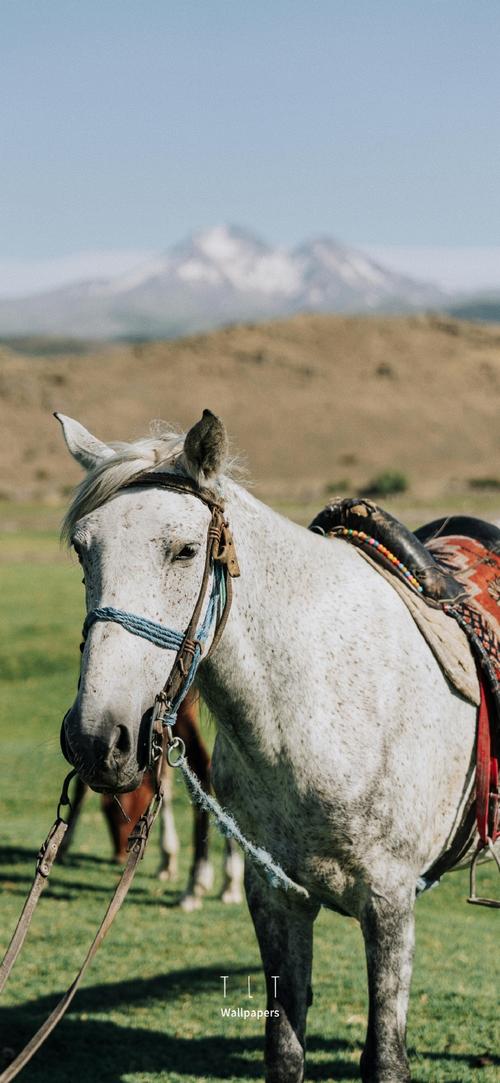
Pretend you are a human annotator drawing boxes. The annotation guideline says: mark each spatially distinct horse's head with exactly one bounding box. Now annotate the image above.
[57,410,229,793]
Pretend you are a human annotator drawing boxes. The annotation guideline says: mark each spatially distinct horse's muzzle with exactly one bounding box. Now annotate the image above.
[60,705,144,793]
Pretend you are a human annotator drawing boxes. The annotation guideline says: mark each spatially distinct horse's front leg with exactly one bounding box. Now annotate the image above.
[245,863,319,1083]
[360,888,415,1083]
[219,838,244,904]
[174,695,214,909]
[158,764,180,882]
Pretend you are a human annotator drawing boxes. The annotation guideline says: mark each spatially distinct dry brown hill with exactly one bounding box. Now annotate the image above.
[2,313,500,506]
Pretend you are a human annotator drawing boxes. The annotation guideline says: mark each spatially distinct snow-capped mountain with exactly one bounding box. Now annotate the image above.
[293,237,440,310]
[0,226,445,338]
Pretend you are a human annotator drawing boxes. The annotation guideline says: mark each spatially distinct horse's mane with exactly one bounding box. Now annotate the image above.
[61,422,239,544]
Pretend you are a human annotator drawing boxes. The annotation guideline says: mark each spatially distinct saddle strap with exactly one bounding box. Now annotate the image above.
[0,793,162,1083]
[476,677,499,845]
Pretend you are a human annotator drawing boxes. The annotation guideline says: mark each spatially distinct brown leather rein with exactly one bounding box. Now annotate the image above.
[0,472,240,1082]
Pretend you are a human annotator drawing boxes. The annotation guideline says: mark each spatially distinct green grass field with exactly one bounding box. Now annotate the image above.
[0,511,499,1083]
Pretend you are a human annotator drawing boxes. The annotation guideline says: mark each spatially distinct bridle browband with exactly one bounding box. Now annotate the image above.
[81,470,240,767]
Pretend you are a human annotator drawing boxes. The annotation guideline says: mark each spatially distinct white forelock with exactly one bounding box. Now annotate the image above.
[62,427,186,543]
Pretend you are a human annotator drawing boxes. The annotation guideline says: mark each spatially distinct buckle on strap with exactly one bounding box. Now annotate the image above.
[152,691,174,726]
[178,637,202,677]
[214,521,240,577]
[36,820,67,879]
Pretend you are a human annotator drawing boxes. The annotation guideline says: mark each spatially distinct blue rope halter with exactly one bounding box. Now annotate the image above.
[82,561,226,725]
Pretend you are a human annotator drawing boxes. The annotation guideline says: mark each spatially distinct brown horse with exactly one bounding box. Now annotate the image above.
[59,693,243,909]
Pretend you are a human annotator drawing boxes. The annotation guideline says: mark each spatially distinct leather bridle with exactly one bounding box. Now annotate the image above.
[70,471,240,770]
[116,471,240,766]
[0,472,240,1082]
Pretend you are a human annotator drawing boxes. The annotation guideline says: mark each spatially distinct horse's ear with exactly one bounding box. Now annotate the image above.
[54,413,115,471]
[181,409,229,484]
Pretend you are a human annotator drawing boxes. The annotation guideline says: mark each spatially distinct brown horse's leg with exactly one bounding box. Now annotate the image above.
[177,695,211,864]
[101,773,154,863]
[57,775,88,862]
[174,693,213,909]
[220,837,244,904]
[59,769,155,866]
[158,760,180,881]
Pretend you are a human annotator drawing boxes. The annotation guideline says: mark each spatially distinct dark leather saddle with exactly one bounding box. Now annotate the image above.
[309,497,500,608]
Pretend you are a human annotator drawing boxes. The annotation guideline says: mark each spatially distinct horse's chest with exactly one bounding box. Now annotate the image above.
[211,735,345,869]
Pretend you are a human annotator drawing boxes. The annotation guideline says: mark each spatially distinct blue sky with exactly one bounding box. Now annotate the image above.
[1,1,500,274]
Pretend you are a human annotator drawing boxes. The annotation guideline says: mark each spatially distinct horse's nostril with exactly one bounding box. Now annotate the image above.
[109,724,132,757]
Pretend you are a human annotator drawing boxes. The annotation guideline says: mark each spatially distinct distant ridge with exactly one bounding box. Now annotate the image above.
[446,295,500,323]
[0,225,445,338]
[2,312,500,506]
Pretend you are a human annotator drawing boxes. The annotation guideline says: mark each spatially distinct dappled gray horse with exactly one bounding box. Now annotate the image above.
[57,409,490,1083]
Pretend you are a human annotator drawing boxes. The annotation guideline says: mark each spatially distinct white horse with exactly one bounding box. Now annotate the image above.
[56,409,488,1083]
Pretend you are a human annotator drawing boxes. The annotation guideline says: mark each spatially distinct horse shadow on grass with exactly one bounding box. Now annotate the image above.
[1,966,497,1083]
[0,844,176,905]
[0,844,138,872]
[1,848,498,1080]
[0,847,239,917]
[0,966,362,1082]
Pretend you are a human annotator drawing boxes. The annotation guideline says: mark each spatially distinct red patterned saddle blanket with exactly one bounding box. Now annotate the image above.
[417,517,500,667]
[416,518,500,847]
[309,504,500,848]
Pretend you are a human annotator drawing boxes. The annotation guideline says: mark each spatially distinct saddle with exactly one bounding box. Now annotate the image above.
[309,498,500,903]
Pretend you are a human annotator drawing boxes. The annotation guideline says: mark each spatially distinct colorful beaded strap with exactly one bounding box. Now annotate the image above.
[335,527,423,594]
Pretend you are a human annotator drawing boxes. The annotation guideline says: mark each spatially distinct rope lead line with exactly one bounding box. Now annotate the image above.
[178,759,310,898]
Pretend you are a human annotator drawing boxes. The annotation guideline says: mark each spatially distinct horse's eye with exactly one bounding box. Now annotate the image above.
[175,544,198,562]
[71,537,87,565]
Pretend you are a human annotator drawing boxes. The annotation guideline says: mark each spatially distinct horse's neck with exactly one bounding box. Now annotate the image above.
[198,483,352,747]
[222,483,328,626]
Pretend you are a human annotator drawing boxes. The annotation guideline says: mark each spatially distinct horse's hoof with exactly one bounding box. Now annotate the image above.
[158,865,178,883]
[191,860,214,895]
[220,886,243,904]
[180,893,203,912]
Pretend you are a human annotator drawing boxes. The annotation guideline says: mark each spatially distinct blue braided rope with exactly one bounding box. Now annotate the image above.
[83,562,224,651]
[84,608,184,651]
[82,564,225,725]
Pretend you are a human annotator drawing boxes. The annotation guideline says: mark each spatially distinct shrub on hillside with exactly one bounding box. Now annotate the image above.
[361,470,408,498]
